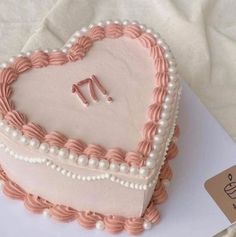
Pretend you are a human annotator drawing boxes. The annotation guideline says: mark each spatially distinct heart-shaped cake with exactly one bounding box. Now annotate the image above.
[0,20,181,235]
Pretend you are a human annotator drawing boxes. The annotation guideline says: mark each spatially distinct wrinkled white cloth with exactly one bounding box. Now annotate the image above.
[0,0,236,145]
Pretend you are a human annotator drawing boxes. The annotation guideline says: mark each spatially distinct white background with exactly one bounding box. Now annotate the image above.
[0,82,235,236]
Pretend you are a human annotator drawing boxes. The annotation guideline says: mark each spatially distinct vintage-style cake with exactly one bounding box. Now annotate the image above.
[0,20,181,235]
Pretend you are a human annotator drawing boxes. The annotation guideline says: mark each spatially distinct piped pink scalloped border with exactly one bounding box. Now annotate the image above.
[0,134,178,235]
[0,23,170,166]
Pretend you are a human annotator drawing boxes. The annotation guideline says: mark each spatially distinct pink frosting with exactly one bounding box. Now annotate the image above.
[104,216,125,233]
[105,24,123,38]
[13,57,32,73]
[48,51,68,65]
[152,182,168,205]
[50,205,78,222]
[5,110,27,130]
[0,83,12,98]
[30,51,49,68]
[138,32,156,48]
[2,23,171,167]
[166,142,178,161]
[148,103,162,122]
[174,125,180,138]
[67,44,86,62]
[87,26,105,41]
[64,139,86,153]
[78,211,103,229]
[160,163,173,180]
[150,45,163,59]
[124,218,144,235]
[153,87,167,103]
[3,180,25,199]
[155,72,169,87]
[143,201,161,224]
[155,58,168,73]
[0,97,15,115]
[45,131,68,147]
[143,121,157,140]
[22,122,46,141]
[76,36,93,53]
[104,148,126,163]
[125,151,144,167]
[123,25,142,39]
[0,68,18,85]
[137,140,152,157]
[24,194,52,213]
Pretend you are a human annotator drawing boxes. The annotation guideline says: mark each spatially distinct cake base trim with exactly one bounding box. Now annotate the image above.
[0,149,176,235]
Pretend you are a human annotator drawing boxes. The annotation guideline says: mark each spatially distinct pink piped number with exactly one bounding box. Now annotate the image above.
[72,75,113,107]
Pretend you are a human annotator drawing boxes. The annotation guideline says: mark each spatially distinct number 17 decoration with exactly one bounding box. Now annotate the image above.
[72,75,113,107]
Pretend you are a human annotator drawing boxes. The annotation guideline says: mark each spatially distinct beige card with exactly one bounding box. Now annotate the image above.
[205,166,236,223]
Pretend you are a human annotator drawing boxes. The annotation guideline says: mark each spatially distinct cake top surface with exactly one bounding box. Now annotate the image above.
[0,21,180,170]
[12,37,155,152]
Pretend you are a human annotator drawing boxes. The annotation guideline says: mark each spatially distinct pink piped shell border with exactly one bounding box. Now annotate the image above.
[0,23,171,167]
[0,132,178,235]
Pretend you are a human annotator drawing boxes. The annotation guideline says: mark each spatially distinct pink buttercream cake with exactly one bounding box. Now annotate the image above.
[0,20,181,235]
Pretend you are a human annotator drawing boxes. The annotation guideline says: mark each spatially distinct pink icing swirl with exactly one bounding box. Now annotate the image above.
[50,205,78,222]
[160,163,173,180]
[22,122,46,141]
[0,83,12,98]
[105,24,123,38]
[0,97,15,115]
[0,68,18,85]
[104,215,125,233]
[104,148,125,163]
[144,201,161,224]
[125,151,143,166]
[64,139,86,154]
[24,194,51,213]
[155,58,168,73]
[148,103,162,121]
[30,51,49,68]
[155,72,169,87]
[67,44,86,62]
[138,32,156,48]
[88,26,105,41]
[124,218,144,235]
[143,121,157,140]
[166,142,178,161]
[13,57,32,73]
[78,211,103,229]
[84,144,106,157]
[152,87,167,103]
[76,36,93,53]
[123,24,142,38]
[152,181,168,205]
[48,51,68,65]
[137,140,152,156]
[3,180,25,200]
[174,125,180,138]
[150,45,163,60]
[5,110,27,129]
[45,131,67,147]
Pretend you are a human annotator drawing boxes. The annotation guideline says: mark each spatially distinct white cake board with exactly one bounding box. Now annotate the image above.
[0,81,234,236]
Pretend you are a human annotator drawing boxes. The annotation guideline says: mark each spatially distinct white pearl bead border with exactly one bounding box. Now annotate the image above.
[0,19,181,179]
[0,140,158,191]
[0,142,46,164]
[0,120,151,177]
